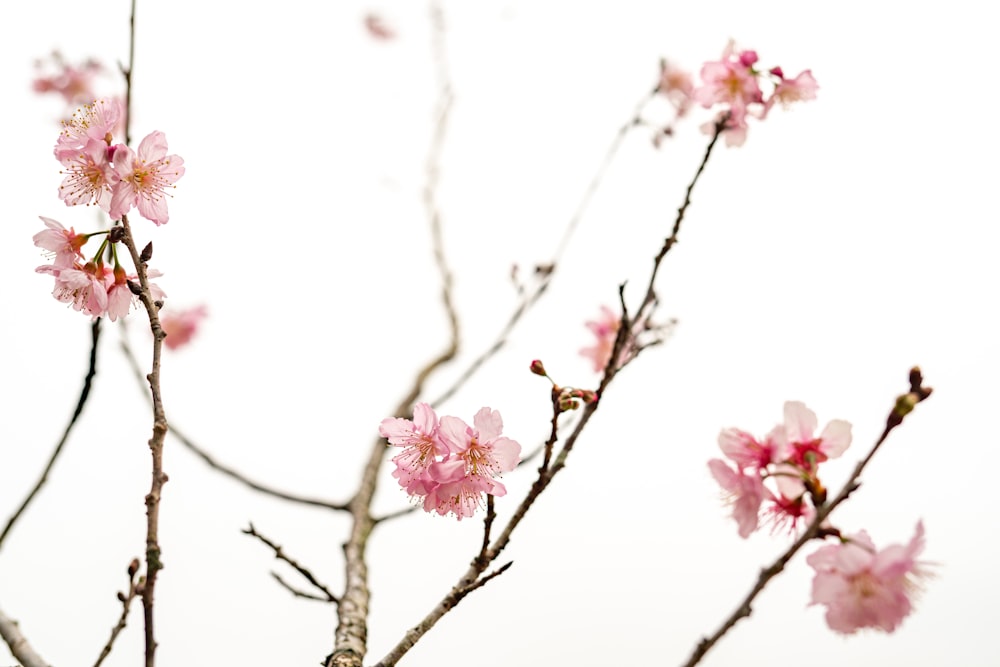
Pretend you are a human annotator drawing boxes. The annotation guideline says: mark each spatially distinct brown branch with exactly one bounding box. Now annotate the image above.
[0,607,51,667]
[244,523,339,604]
[270,572,337,603]
[117,326,348,511]
[681,368,933,667]
[0,318,101,552]
[93,558,142,667]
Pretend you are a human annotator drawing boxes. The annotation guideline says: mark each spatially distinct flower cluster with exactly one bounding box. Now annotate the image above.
[33,216,164,321]
[379,403,522,520]
[33,51,104,106]
[808,522,931,634]
[654,42,817,147]
[708,401,851,537]
[55,98,184,225]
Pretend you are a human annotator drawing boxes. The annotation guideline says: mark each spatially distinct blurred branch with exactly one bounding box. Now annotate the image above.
[0,606,51,667]
[118,327,348,511]
[681,368,933,667]
[429,85,659,408]
[0,318,101,552]
[244,523,339,604]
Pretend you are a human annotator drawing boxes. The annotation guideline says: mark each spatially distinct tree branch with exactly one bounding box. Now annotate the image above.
[0,318,100,552]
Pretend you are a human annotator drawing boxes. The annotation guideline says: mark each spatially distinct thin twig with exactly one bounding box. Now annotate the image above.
[429,87,659,408]
[271,572,336,603]
[244,523,338,604]
[680,368,933,667]
[117,326,348,511]
[93,558,142,667]
[0,318,101,551]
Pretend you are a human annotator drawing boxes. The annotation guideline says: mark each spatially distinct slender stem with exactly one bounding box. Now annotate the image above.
[0,318,101,552]
[244,523,339,603]
[120,212,170,667]
[429,88,657,408]
[93,560,141,667]
[119,324,348,510]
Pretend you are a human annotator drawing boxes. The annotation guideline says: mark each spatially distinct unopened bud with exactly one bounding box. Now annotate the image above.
[128,558,140,577]
[140,241,153,263]
[893,392,918,419]
[529,359,547,376]
[117,591,127,602]
[558,398,580,412]
[579,390,598,404]
[127,280,142,296]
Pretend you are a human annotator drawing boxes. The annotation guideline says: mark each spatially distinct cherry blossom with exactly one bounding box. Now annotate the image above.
[379,402,449,495]
[33,216,88,267]
[710,402,851,538]
[707,459,767,538]
[808,522,931,634]
[380,405,521,520]
[110,131,185,225]
[161,305,208,350]
[778,401,852,474]
[55,97,123,155]
[32,52,103,105]
[764,67,819,116]
[56,139,117,211]
[580,305,620,372]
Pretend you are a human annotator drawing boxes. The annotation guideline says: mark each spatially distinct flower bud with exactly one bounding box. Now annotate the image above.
[529,359,547,376]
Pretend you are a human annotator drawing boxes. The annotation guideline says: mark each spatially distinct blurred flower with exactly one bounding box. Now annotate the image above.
[580,305,620,373]
[161,304,205,350]
[808,522,931,634]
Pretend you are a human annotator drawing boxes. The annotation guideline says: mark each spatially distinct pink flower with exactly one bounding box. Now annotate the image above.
[718,425,784,471]
[693,46,764,116]
[808,522,931,634]
[379,405,521,519]
[364,13,396,40]
[33,216,88,267]
[657,60,694,116]
[427,408,522,519]
[707,459,767,538]
[110,131,185,225]
[439,408,521,482]
[56,139,117,211]
[37,260,110,318]
[778,401,852,474]
[711,402,851,538]
[33,53,103,105]
[55,98,123,154]
[580,305,620,372]
[105,266,134,322]
[161,305,208,350]
[380,402,449,495]
[764,68,819,117]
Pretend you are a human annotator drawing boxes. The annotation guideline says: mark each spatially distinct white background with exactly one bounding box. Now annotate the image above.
[1,1,997,666]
